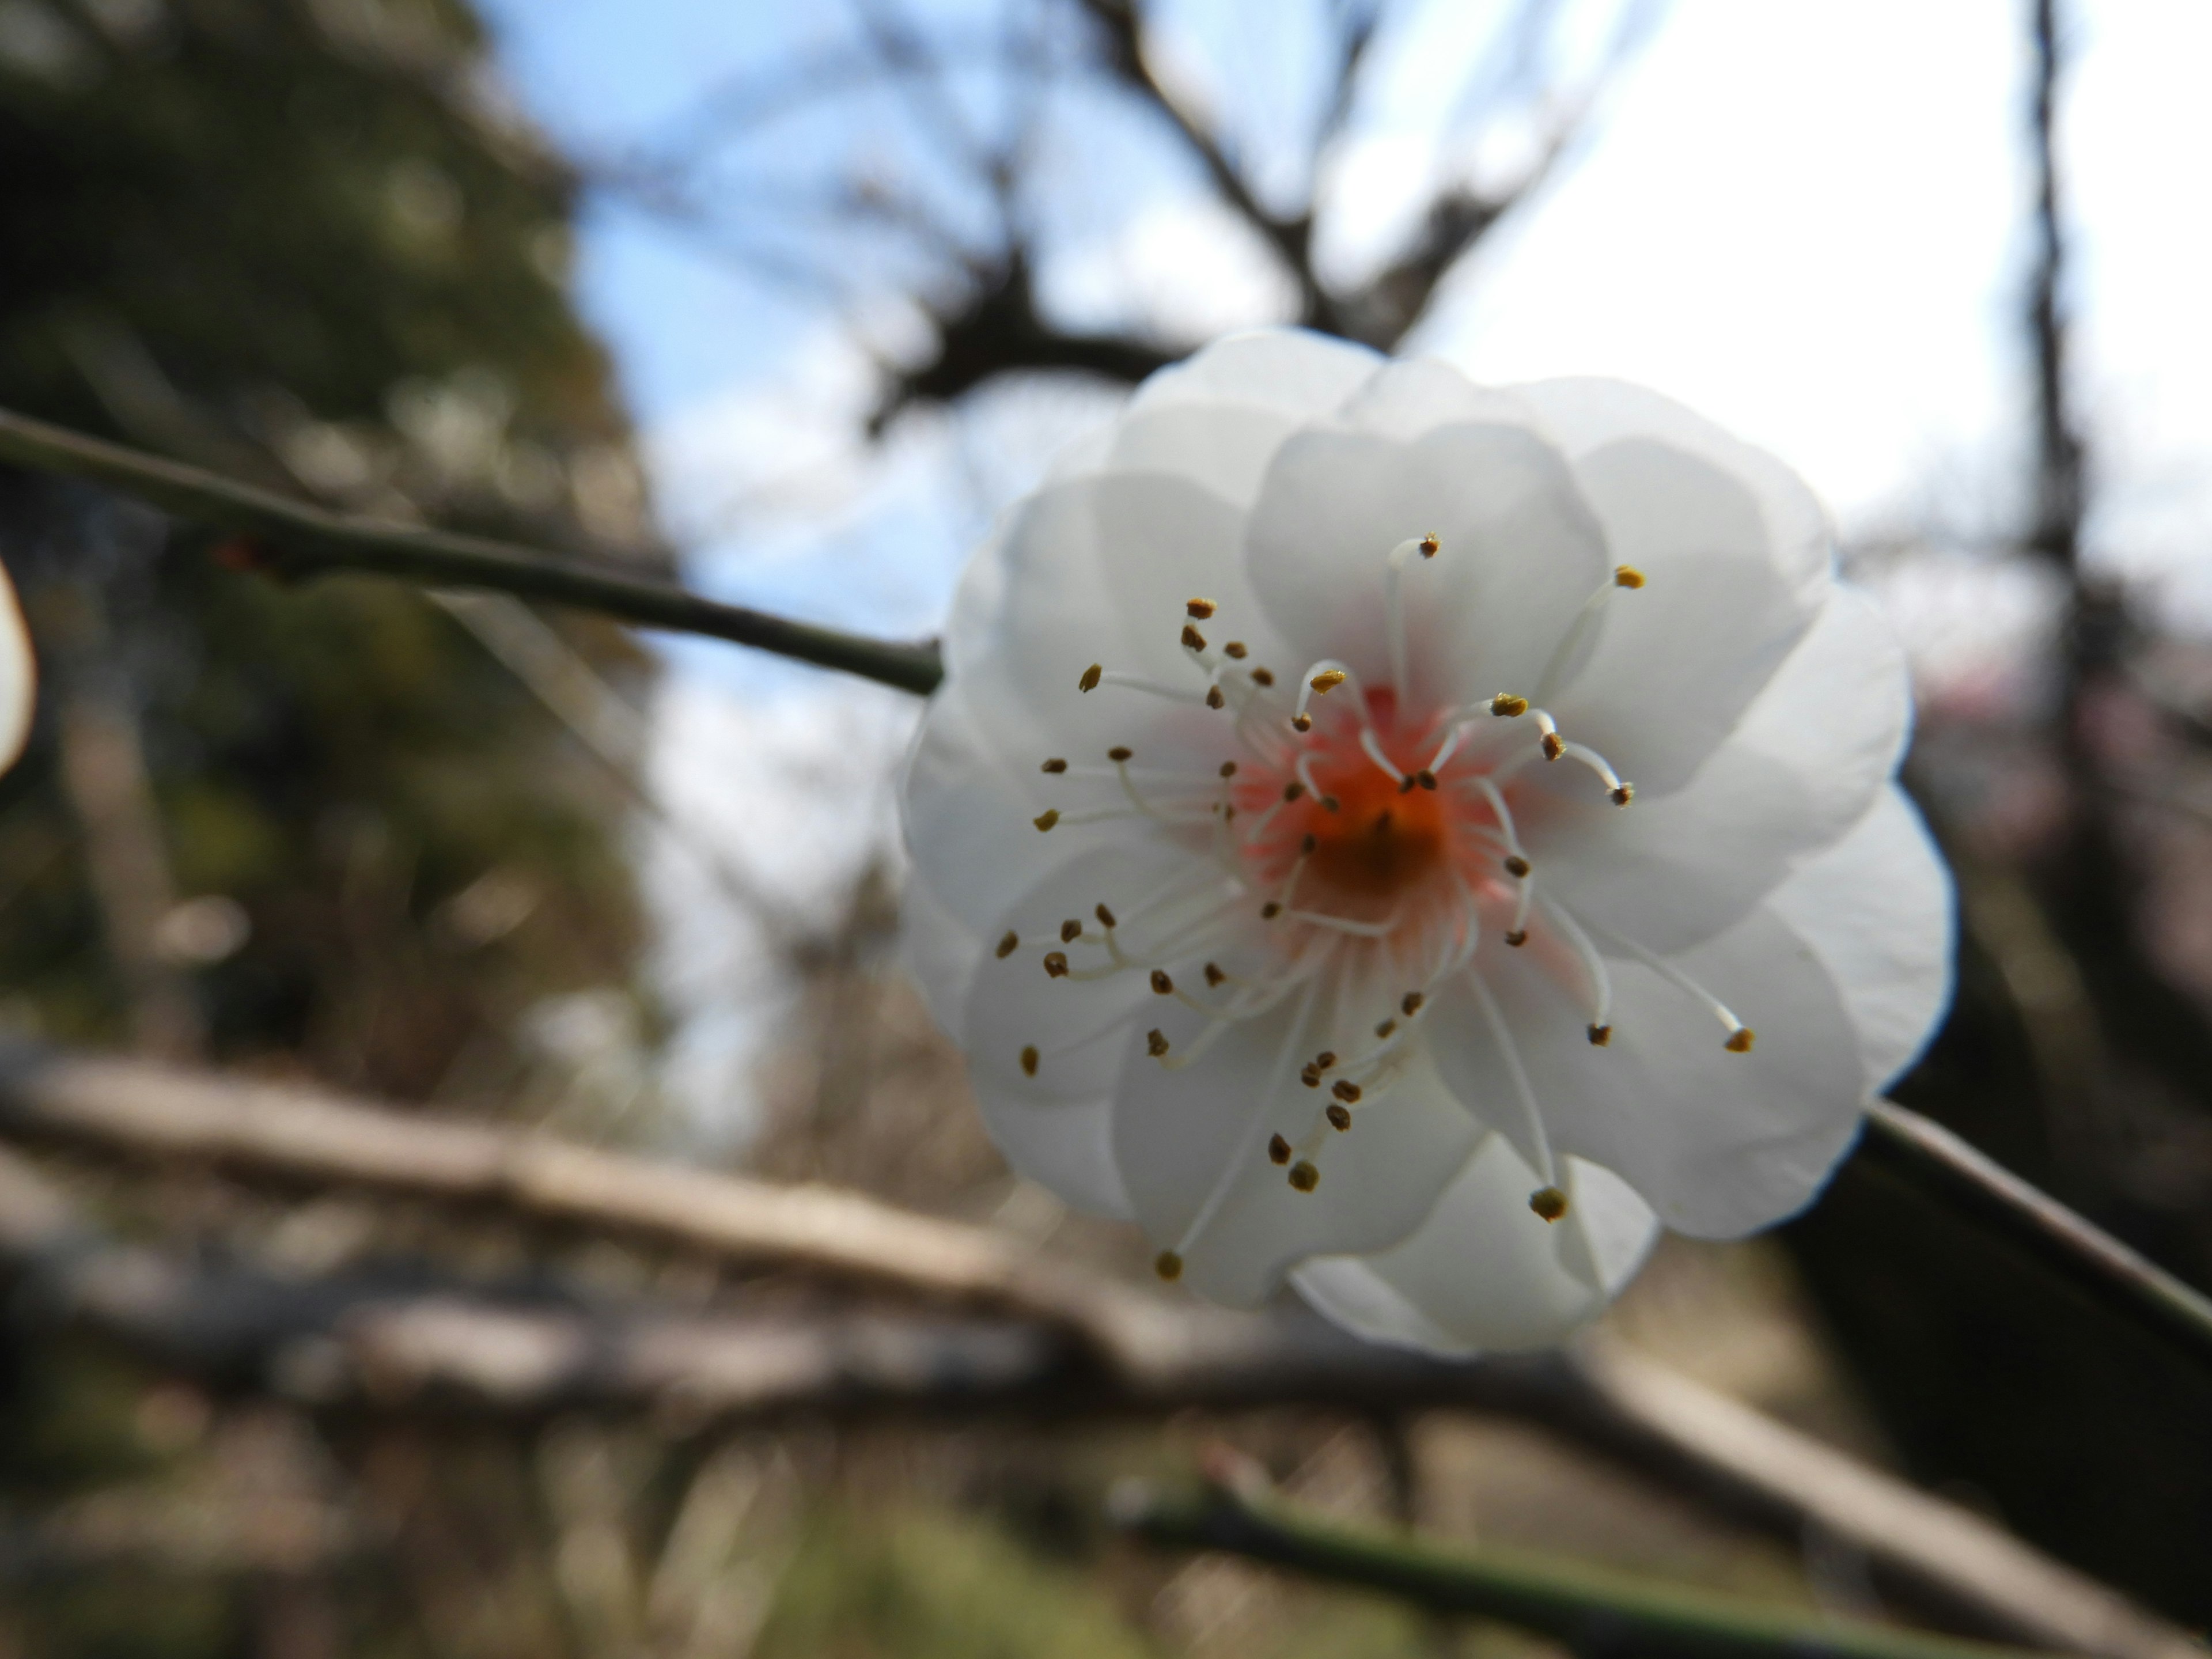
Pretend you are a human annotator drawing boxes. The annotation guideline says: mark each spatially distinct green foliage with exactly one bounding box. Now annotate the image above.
[0,0,660,1097]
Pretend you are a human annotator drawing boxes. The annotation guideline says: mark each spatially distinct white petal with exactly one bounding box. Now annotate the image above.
[1245,422,1611,708]
[1431,897,1868,1238]
[0,573,28,771]
[1537,439,1824,794]
[1113,1001,1483,1309]
[1130,328,1381,421]
[899,865,984,1037]
[1337,357,1537,442]
[1516,377,1831,613]
[1766,787,1955,1091]
[1292,1143,1658,1355]
[957,840,1228,1220]
[1532,583,1913,955]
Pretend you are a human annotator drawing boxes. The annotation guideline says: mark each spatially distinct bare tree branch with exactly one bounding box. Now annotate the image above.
[0,1045,2194,1658]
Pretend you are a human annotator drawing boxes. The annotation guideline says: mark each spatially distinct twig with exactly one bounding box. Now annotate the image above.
[0,1045,2192,1659]
[1859,1101,2212,1375]
[1113,1471,2052,1659]
[0,405,945,696]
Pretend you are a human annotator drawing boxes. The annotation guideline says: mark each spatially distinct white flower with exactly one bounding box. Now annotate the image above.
[899,329,1953,1354]
[0,567,29,773]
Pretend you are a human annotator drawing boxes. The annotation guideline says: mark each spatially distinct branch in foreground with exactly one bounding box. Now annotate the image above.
[1114,1469,2044,1659]
[0,1046,2189,1659]
[1859,1102,2212,1376]
[0,405,944,696]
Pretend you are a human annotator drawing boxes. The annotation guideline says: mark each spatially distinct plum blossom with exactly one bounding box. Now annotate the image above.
[899,328,1952,1354]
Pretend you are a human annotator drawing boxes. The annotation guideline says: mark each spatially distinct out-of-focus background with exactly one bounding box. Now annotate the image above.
[1,1,2210,1653]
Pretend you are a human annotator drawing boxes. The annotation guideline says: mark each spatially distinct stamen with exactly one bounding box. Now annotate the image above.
[1251,667,1276,686]
[1204,962,1227,986]
[1468,973,1558,1184]
[1529,1186,1570,1222]
[1186,597,1218,619]
[1154,1251,1183,1281]
[1287,1160,1320,1192]
[1541,897,1614,1037]
[1060,919,1082,942]
[1181,623,1208,650]
[1173,975,1325,1257]
[1325,1103,1352,1131]
[1096,902,1118,928]
[1469,777,1527,862]
[1043,952,1069,978]
[1206,685,1226,709]
[1041,757,1067,774]
[1147,1029,1171,1058]
[1503,854,1531,878]
[1374,1018,1397,1038]
[1420,534,1440,558]
[1614,565,1645,588]
[1359,729,1406,784]
[1402,992,1425,1016]
[1604,930,1758,1051]
[1033,810,1060,832]
[1219,760,1238,778]
[1020,1046,1039,1076]
[1310,669,1348,695]
[1108,745,1133,762]
[1079,664,1103,692]
[1331,1079,1361,1103]
[1099,671,1207,704]
[1268,1133,1292,1165]
[1223,641,1248,659]
[1150,969,1175,995]
[1382,536,1431,702]
[1490,694,1529,718]
[995,931,1019,959]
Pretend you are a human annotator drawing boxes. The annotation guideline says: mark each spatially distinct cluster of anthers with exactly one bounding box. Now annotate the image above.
[1003,537,1765,1282]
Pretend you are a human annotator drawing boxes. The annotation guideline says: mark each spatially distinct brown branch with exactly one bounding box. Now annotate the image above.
[0,1044,2190,1658]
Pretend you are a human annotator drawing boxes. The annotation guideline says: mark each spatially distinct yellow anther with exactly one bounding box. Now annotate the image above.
[1310,669,1348,694]
[1181,623,1207,650]
[1219,760,1238,778]
[1060,919,1082,942]
[1374,1018,1397,1039]
[1268,1133,1293,1165]
[1300,1067,1321,1088]
[1033,809,1060,832]
[1419,533,1440,558]
[1401,991,1425,1016]
[1203,962,1226,986]
[1251,667,1275,686]
[1505,929,1528,947]
[1588,1023,1613,1047]
[1611,783,1635,807]
[1325,1103,1352,1131]
[1186,597,1218,619]
[1288,1160,1320,1192]
[1108,745,1133,762]
[1529,1186,1570,1222]
[1041,757,1067,774]
[1314,1051,1336,1070]
[1079,663,1103,692]
[1095,902,1118,928]
[1541,733,1565,762]
[1331,1079,1362,1104]
[1490,694,1529,717]
[1725,1028,1756,1054]
[1614,565,1646,589]
[1206,685,1225,709]
[1147,1028,1170,1058]
[1291,713,1312,732]
[1504,854,1531,878]
[1020,1046,1039,1077]
[995,931,1019,958]
[1150,969,1175,995]
[1043,952,1069,978]
[1154,1249,1183,1281]
[1223,641,1248,660]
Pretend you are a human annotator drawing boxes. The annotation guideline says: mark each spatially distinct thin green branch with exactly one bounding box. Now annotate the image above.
[1115,1472,2048,1659]
[0,405,945,696]
[1862,1100,2212,1373]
